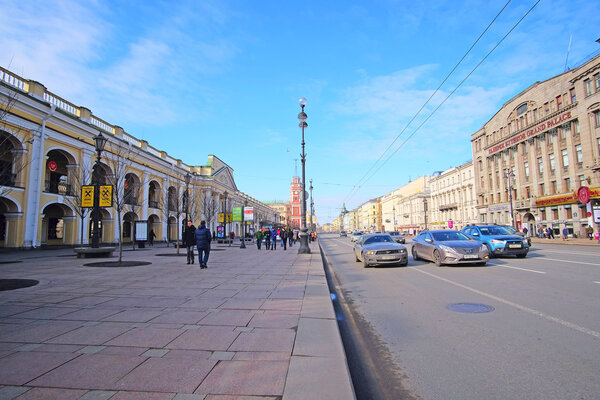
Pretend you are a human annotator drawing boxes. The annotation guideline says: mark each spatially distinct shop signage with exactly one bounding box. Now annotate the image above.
[99,185,113,207]
[577,186,591,204]
[81,185,113,207]
[244,207,254,221]
[232,207,242,222]
[47,160,57,172]
[535,187,600,207]
[81,186,94,207]
[487,111,572,155]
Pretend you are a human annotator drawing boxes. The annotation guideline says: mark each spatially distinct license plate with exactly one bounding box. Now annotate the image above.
[508,244,522,248]
[463,254,478,259]
[380,255,397,260]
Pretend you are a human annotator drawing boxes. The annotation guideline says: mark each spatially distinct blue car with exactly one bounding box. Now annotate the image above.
[461,225,529,258]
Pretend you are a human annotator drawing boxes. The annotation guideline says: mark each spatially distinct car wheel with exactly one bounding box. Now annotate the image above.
[433,250,443,267]
[516,253,527,258]
[412,246,420,261]
[363,256,369,268]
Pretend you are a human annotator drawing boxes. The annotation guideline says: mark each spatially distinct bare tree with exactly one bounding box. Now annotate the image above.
[201,189,218,232]
[63,165,92,247]
[103,139,140,262]
[124,175,147,251]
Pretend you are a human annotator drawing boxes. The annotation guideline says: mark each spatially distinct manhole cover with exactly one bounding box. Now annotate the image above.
[0,279,39,291]
[446,303,495,313]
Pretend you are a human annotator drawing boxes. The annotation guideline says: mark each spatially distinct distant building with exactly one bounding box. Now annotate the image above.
[429,161,477,230]
[290,176,303,227]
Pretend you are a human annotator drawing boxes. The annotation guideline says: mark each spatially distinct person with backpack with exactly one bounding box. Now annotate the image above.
[255,229,263,250]
[194,220,212,269]
[280,228,288,250]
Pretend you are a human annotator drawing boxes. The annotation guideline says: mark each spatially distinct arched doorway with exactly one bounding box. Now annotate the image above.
[122,212,138,243]
[124,173,141,206]
[0,197,20,247]
[522,212,536,236]
[42,203,75,245]
[168,216,177,243]
[148,214,161,245]
[148,181,161,209]
[0,131,24,188]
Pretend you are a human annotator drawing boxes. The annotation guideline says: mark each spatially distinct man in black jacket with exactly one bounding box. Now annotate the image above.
[183,221,196,264]
[194,220,212,268]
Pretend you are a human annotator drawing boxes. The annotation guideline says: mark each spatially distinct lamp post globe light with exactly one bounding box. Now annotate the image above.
[297,97,311,254]
[91,132,108,248]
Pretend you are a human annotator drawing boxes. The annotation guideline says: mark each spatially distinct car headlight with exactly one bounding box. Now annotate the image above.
[366,251,376,255]
[439,244,459,254]
[490,239,505,245]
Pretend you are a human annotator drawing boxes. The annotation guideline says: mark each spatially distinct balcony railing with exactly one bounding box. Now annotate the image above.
[149,200,159,209]
[45,180,73,196]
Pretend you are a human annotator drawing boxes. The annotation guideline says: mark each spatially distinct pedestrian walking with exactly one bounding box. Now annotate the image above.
[288,228,293,247]
[522,227,528,237]
[183,221,196,264]
[561,227,568,241]
[194,220,212,269]
[255,229,263,250]
[271,228,278,250]
[149,229,156,246]
[587,225,594,240]
[264,228,271,250]
[281,228,288,250]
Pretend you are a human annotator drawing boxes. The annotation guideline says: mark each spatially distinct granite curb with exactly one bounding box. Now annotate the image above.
[0,241,356,399]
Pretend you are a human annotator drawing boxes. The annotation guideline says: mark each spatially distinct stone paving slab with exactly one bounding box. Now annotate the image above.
[0,241,355,399]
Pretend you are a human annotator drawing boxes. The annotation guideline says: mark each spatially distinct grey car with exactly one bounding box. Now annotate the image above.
[387,231,406,244]
[354,233,408,268]
[411,230,489,266]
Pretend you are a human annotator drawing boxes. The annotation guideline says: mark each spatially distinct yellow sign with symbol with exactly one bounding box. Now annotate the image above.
[81,186,94,207]
[99,185,113,207]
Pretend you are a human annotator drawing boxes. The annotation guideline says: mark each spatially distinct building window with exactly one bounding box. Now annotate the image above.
[561,149,569,168]
[566,207,572,219]
[556,95,562,109]
[517,103,527,115]
[594,111,600,128]
[549,153,555,173]
[595,74,600,93]
[536,136,542,149]
[540,209,546,220]
[579,175,586,187]
[585,79,592,96]
[570,88,577,103]
[539,183,545,196]
[553,209,559,219]
[537,157,543,175]
[544,102,550,114]
[524,161,529,178]
[575,144,583,164]
[551,181,557,194]
[522,141,527,154]
[573,119,580,135]
[526,186,531,198]
[564,178,571,192]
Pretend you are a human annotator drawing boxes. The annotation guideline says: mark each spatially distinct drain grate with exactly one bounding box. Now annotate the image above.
[446,302,495,313]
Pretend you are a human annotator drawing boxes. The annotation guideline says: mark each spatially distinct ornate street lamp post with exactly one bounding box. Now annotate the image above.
[91,132,108,248]
[223,191,229,246]
[184,172,191,224]
[297,97,311,254]
[240,199,248,249]
[504,168,516,228]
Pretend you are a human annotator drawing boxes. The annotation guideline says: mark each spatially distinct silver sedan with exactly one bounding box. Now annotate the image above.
[411,230,489,266]
[354,233,408,268]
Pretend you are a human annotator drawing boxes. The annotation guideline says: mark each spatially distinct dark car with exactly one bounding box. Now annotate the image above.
[387,231,406,244]
[461,225,529,258]
[411,230,489,266]
[354,233,408,268]
[340,231,347,237]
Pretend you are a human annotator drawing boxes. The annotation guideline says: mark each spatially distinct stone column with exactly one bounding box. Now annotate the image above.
[142,171,150,220]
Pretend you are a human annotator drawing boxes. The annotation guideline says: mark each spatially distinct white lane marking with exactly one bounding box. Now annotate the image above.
[595,281,600,284]
[542,257,600,266]
[414,268,600,339]
[490,264,546,274]
[535,249,599,257]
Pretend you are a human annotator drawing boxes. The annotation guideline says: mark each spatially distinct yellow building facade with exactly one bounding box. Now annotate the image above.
[0,67,278,248]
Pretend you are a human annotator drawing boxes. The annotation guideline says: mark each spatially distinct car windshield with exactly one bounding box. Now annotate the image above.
[364,235,394,244]
[479,226,511,235]
[387,231,399,236]
[431,231,469,241]
[353,232,363,236]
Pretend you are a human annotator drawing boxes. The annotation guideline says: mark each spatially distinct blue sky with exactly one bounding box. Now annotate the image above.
[1,0,599,224]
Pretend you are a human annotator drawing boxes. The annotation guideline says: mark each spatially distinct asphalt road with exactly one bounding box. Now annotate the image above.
[319,233,600,400]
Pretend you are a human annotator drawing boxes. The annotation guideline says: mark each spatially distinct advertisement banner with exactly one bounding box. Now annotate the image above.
[232,207,242,222]
[218,213,224,223]
[244,207,254,221]
[99,185,113,207]
[81,186,94,208]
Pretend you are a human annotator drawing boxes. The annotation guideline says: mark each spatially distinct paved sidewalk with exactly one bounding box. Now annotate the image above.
[0,242,355,400]
[530,236,600,246]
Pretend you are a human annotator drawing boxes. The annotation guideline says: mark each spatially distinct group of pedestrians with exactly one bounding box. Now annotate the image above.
[183,220,212,268]
[254,227,298,250]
